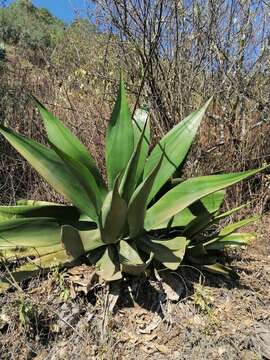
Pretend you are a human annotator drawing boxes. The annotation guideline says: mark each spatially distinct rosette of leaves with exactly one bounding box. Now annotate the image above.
[0,75,267,290]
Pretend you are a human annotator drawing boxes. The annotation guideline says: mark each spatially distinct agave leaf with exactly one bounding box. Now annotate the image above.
[202,263,239,279]
[0,226,103,290]
[128,155,163,238]
[219,216,259,236]
[32,95,107,197]
[0,204,80,222]
[183,190,225,237]
[186,243,208,258]
[87,246,106,265]
[96,245,122,281]
[0,244,63,259]
[61,225,103,255]
[133,108,150,185]
[0,249,76,291]
[119,118,147,203]
[153,190,225,230]
[144,98,212,201]
[0,218,61,249]
[145,167,267,231]
[119,240,153,275]
[196,190,225,215]
[105,74,134,189]
[0,126,98,220]
[214,204,247,220]
[51,143,102,218]
[139,236,187,270]
[204,232,255,250]
[100,177,127,244]
[16,199,59,206]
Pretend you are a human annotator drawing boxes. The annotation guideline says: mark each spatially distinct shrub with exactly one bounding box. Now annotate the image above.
[0,76,267,290]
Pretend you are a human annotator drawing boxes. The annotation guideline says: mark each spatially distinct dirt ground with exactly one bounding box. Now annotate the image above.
[0,216,269,360]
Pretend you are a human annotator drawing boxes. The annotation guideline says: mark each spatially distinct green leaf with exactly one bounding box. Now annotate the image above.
[152,190,225,230]
[0,249,77,291]
[0,126,98,220]
[145,167,267,231]
[0,218,61,249]
[96,245,122,281]
[51,143,102,219]
[32,95,107,197]
[0,203,80,222]
[16,200,59,206]
[100,177,127,244]
[119,120,147,203]
[214,204,247,220]
[133,108,150,185]
[61,225,103,257]
[144,98,212,201]
[218,216,259,236]
[105,74,134,189]
[202,263,239,279]
[139,236,187,270]
[119,240,153,275]
[0,244,62,260]
[183,190,226,237]
[128,155,163,238]
[204,232,255,250]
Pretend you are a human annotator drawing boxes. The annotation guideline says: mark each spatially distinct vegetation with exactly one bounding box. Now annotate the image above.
[0,76,266,290]
[0,0,65,52]
[0,2,269,358]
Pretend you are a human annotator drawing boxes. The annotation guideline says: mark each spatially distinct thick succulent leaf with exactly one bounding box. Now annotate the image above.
[152,190,225,230]
[0,249,76,291]
[218,216,259,236]
[105,75,134,189]
[202,263,239,279]
[0,244,62,259]
[144,98,212,201]
[52,144,102,218]
[32,96,106,197]
[214,204,247,220]
[119,240,153,275]
[0,218,61,249]
[186,243,207,258]
[61,225,103,255]
[79,213,95,222]
[204,232,255,250]
[87,246,106,265]
[16,199,59,206]
[128,155,163,238]
[100,177,127,244]
[0,204,80,222]
[153,208,196,230]
[182,191,225,238]
[133,108,150,185]
[0,226,103,290]
[96,245,122,281]
[139,236,187,270]
[119,119,147,203]
[196,190,225,214]
[145,167,267,231]
[0,126,98,220]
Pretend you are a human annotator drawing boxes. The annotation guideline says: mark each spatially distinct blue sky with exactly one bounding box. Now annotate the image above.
[3,0,90,23]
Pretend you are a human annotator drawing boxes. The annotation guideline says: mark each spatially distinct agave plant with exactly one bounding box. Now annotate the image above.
[0,75,266,290]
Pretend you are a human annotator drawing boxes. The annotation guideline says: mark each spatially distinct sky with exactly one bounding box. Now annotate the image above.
[3,0,90,23]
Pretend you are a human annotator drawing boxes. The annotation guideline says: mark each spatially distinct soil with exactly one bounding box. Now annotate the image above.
[0,216,269,360]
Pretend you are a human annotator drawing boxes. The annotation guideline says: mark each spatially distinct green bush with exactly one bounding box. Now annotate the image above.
[0,0,65,51]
